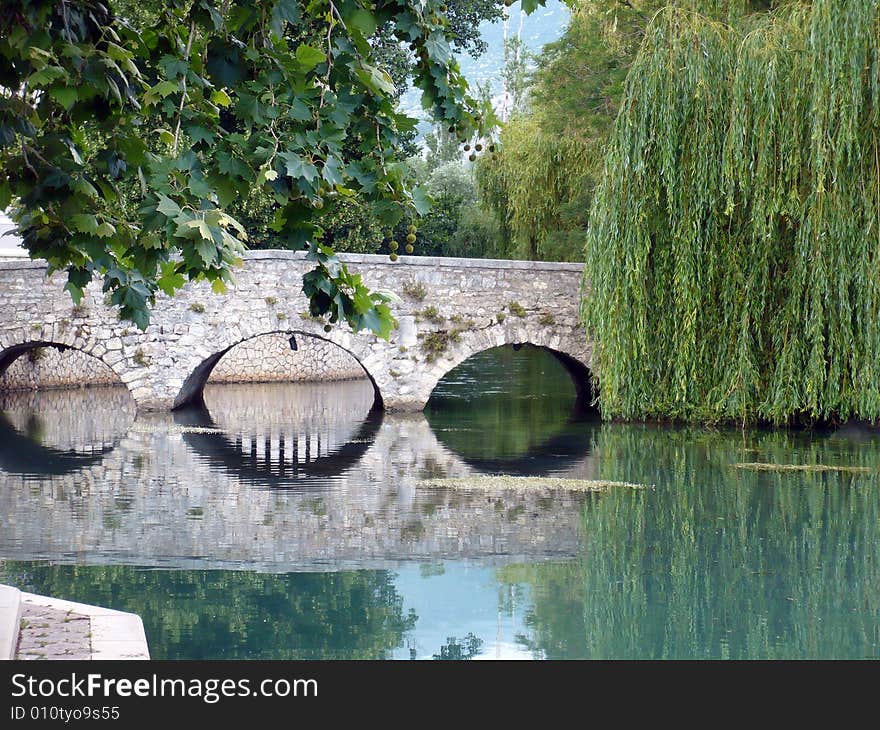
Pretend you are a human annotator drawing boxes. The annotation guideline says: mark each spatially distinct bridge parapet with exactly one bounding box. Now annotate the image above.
[0,251,591,411]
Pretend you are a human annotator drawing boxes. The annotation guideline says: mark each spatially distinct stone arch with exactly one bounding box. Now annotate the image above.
[172,328,384,410]
[0,328,130,395]
[412,323,595,411]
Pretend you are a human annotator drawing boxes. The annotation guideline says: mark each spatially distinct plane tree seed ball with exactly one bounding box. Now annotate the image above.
[390,253,399,261]
[405,244,414,254]
[406,233,416,244]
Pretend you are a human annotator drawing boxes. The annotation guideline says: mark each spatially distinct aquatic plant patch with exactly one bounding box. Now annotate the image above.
[732,462,873,474]
[418,476,652,492]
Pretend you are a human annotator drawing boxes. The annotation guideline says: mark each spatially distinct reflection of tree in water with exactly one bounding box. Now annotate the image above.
[433,633,484,660]
[1,564,417,660]
[498,425,880,659]
[427,346,577,458]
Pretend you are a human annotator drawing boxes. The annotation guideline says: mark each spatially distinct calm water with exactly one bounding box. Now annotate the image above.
[2,345,880,659]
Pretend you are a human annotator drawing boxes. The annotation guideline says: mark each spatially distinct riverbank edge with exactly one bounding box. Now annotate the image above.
[0,584,149,660]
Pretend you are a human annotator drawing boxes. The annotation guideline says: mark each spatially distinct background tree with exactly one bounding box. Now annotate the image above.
[476,0,774,262]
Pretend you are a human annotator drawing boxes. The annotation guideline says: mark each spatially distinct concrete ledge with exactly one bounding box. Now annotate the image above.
[0,585,22,660]
[19,593,150,660]
[245,249,586,271]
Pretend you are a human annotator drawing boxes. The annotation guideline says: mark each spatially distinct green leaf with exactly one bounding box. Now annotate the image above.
[322,157,343,186]
[270,0,301,36]
[157,262,185,296]
[206,40,246,86]
[176,218,212,241]
[210,89,232,107]
[159,55,189,79]
[185,124,214,146]
[289,97,312,122]
[424,34,452,64]
[237,93,267,125]
[356,302,395,340]
[28,66,66,87]
[48,86,78,109]
[348,9,377,38]
[151,80,180,98]
[70,177,99,199]
[156,194,181,219]
[157,128,175,146]
[520,0,544,13]
[295,44,325,71]
[194,237,217,266]
[281,151,318,182]
[95,221,116,238]
[356,64,396,95]
[411,186,432,215]
[70,213,99,234]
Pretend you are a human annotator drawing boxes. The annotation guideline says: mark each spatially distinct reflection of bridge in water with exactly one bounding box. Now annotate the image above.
[177,382,383,486]
[0,382,598,570]
[0,388,134,475]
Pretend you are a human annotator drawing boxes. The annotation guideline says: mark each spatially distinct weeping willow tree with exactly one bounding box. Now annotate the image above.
[583,1,880,425]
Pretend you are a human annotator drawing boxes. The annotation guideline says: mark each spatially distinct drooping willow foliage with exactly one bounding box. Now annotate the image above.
[583,1,880,424]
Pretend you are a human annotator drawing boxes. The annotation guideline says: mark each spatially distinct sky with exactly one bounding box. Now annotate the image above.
[401,0,571,138]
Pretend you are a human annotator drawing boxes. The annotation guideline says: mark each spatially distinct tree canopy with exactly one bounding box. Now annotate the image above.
[0,0,534,335]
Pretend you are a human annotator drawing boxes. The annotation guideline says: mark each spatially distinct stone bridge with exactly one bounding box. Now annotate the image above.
[0,251,591,411]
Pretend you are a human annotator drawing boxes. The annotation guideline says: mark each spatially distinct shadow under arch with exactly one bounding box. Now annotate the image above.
[172,401,384,489]
[425,343,599,476]
[172,331,382,410]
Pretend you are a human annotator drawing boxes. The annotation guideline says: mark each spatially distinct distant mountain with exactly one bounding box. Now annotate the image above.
[401,0,570,137]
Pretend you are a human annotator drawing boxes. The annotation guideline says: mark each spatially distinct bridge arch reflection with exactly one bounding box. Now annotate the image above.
[173,380,382,488]
[425,344,597,476]
[0,387,134,476]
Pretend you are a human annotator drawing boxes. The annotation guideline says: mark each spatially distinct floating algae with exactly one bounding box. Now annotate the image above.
[733,463,873,474]
[129,425,225,435]
[418,476,652,492]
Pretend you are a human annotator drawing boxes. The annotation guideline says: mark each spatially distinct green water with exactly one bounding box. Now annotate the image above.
[2,345,880,658]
